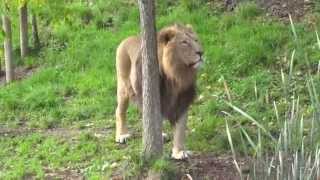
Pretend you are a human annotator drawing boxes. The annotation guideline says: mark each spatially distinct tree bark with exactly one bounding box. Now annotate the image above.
[2,15,14,83]
[138,0,163,160]
[225,0,237,11]
[31,14,40,50]
[20,3,29,58]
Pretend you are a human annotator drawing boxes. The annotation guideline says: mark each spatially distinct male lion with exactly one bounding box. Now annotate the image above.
[115,24,203,159]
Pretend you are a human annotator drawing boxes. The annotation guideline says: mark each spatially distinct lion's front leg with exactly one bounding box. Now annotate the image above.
[171,113,191,160]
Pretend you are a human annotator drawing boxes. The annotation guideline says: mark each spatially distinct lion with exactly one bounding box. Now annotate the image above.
[115,24,203,159]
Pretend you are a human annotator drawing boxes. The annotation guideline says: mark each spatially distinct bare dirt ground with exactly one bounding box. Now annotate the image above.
[23,167,84,180]
[112,154,248,180]
[258,0,314,20]
[0,126,111,142]
[0,67,36,87]
[43,167,84,180]
[176,154,249,180]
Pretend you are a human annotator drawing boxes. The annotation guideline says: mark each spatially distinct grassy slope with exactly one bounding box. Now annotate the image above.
[1,1,320,178]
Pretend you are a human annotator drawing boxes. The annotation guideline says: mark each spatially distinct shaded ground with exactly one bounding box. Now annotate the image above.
[258,0,314,20]
[221,0,314,20]
[0,67,36,86]
[176,154,248,180]
[0,126,111,141]
[25,167,84,180]
[112,154,248,180]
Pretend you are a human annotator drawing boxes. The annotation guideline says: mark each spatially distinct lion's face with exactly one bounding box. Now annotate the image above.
[159,24,204,75]
[172,30,203,69]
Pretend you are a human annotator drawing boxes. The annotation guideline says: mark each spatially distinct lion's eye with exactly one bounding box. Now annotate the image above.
[181,40,188,45]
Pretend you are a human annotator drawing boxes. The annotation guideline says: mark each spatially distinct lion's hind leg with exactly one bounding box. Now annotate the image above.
[115,41,133,144]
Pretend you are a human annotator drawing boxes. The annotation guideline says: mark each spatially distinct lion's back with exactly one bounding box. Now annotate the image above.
[116,36,141,63]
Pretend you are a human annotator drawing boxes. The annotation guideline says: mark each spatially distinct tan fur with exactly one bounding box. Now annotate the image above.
[115,24,203,159]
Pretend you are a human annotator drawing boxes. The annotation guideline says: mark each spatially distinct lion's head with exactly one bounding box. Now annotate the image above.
[158,24,203,90]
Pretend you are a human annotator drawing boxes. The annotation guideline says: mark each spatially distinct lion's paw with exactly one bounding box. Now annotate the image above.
[171,150,192,160]
[115,133,131,144]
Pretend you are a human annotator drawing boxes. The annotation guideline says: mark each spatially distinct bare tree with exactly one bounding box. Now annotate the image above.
[20,2,29,58]
[2,14,14,83]
[138,0,163,160]
[225,0,237,11]
[31,14,40,50]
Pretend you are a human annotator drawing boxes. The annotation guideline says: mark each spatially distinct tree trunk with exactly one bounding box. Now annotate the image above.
[20,3,28,58]
[225,0,237,11]
[138,0,163,160]
[31,14,40,50]
[2,15,14,83]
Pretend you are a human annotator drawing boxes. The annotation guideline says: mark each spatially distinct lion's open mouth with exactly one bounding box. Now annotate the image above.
[189,60,203,69]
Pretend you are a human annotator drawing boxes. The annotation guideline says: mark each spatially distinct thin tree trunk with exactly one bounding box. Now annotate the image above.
[138,0,163,160]
[31,14,40,50]
[225,0,237,11]
[2,15,14,83]
[20,3,28,58]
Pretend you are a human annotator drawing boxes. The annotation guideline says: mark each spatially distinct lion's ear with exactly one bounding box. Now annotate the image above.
[158,28,176,45]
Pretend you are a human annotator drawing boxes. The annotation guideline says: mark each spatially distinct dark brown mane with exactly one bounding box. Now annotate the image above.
[131,58,196,123]
[159,74,196,123]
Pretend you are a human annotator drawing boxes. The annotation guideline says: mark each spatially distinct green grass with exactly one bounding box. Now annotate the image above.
[0,131,144,178]
[1,0,320,178]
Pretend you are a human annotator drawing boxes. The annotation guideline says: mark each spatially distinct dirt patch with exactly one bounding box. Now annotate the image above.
[111,154,249,180]
[0,126,111,140]
[209,0,314,21]
[258,0,314,20]
[22,167,84,180]
[175,154,249,180]
[44,167,84,180]
[0,66,36,86]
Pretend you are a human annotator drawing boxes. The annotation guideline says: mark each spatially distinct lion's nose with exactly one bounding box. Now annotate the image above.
[196,51,203,57]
